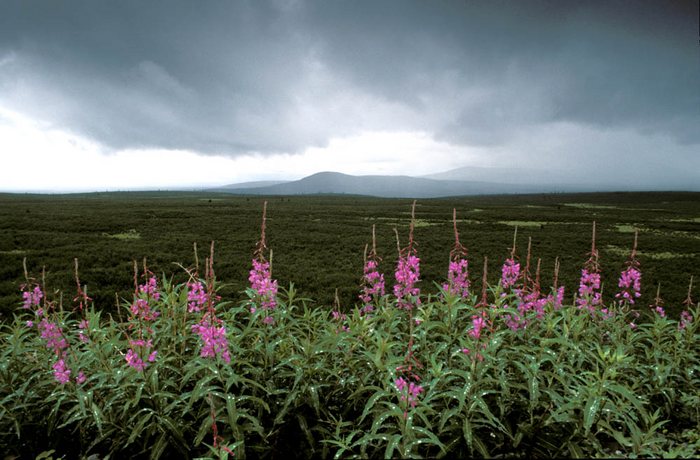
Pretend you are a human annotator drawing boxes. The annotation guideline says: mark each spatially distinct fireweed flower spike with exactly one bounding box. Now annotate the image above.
[443,209,470,298]
[500,227,521,290]
[191,242,231,363]
[679,276,695,330]
[124,261,159,371]
[359,225,385,315]
[615,231,641,308]
[576,222,603,314]
[393,201,421,311]
[249,201,279,323]
[650,284,666,318]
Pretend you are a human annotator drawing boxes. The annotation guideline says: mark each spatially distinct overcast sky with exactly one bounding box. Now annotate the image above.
[0,0,698,192]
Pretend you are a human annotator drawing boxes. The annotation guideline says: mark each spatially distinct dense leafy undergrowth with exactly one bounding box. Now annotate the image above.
[1,204,699,458]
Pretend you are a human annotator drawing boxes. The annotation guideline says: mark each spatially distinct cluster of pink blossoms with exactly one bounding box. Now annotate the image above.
[500,258,520,290]
[125,276,160,371]
[443,259,469,298]
[130,276,161,321]
[359,259,385,314]
[394,376,423,409]
[23,284,85,384]
[394,254,421,310]
[548,286,565,310]
[125,339,158,371]
[249,259,278,323]
[679,310,693,330]
[192,318,231,363]
[22,285,43,310]
[576,269,602,313]
[615,267,642,305]
[187,281,209,312]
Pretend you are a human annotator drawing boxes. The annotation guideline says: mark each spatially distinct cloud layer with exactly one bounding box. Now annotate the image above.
[0,0,698,189]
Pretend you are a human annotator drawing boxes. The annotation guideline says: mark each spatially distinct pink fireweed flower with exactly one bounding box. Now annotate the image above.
[52,358,71,384]
[500,258,520,290]
[191,319,231,363]
[148,350,158,362]
[77,319,90,343]
[654,306,666,317]
[26,320,33,328]
[443,259,470,298]
[39,319,68,355]
[138,276,161,301]
[394,254,421,310]
[469,315,486,340]
[76,371,86,384]
[125,348,146,372]
[187,281,209,313]
[22,286,43,309]
[394,376,423,408]
[548,286,565,310]
[679,310,693,330]
[263,315,275,325]
[576,269,602,313]
[615,267,642,305]
[359,259,385,314]
[249,259,278,312]
[130,298,160,321]
[331,310,350,333]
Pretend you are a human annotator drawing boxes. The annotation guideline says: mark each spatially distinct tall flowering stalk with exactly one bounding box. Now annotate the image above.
[615,231,641,314]
[190,242,231,364]
[500,227,521,291]
[249,201,278,324]
[576,222,603,314]
[679,276,695,331]
[547,257,565,310]
[393,201,421,311]
[359,225,385,315]
[649,284,666,318]
[124,260,159,372]
[443,209,469,299]
[21,261,84,384]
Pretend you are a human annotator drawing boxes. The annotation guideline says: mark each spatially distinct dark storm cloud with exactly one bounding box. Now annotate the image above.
[0,0,697,155]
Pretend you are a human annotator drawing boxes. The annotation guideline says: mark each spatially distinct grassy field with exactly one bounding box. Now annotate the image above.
[1,191,698,320]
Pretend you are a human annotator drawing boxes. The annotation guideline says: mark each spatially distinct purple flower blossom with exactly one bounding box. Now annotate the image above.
[576,269,602,313]
[615,267,642,305]
[22,286,43,309]
[443,259,470,298]
[52,358,71,384]
[191,320,231,363]
[39,319,68,355]
[249,259,278,313]
[500,258,520,290]
[469,315,485,340]
[76,371,86,384]
[187,281,209,313]
[359,259,385,314]
[679,310,693,330]
[394,254,421,310]
[125,348,146,371]
[139,276,161,301]
[394,376,423,408]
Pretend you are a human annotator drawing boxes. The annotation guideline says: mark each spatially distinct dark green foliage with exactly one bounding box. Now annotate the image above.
[1,275,698,458]
[1,191,698,321]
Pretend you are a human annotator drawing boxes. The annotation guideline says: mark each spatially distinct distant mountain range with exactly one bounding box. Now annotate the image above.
[208,168,599,198]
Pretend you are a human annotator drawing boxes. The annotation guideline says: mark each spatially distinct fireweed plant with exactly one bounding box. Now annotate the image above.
[1,203,699,459]
[359,224,386,316]
[248,201,279,325]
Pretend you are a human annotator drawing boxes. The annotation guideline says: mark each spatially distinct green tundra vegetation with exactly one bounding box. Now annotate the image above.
[0,191,698,458]
[0,191,698,320]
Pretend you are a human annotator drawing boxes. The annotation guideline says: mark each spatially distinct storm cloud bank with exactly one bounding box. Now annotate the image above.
[0,0,698,189]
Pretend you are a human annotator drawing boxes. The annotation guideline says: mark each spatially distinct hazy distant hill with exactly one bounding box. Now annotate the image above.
[209,171,582,198]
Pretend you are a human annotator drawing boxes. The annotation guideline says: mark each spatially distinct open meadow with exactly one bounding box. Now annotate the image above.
[1,191,699,458]
[0,191,698,319]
